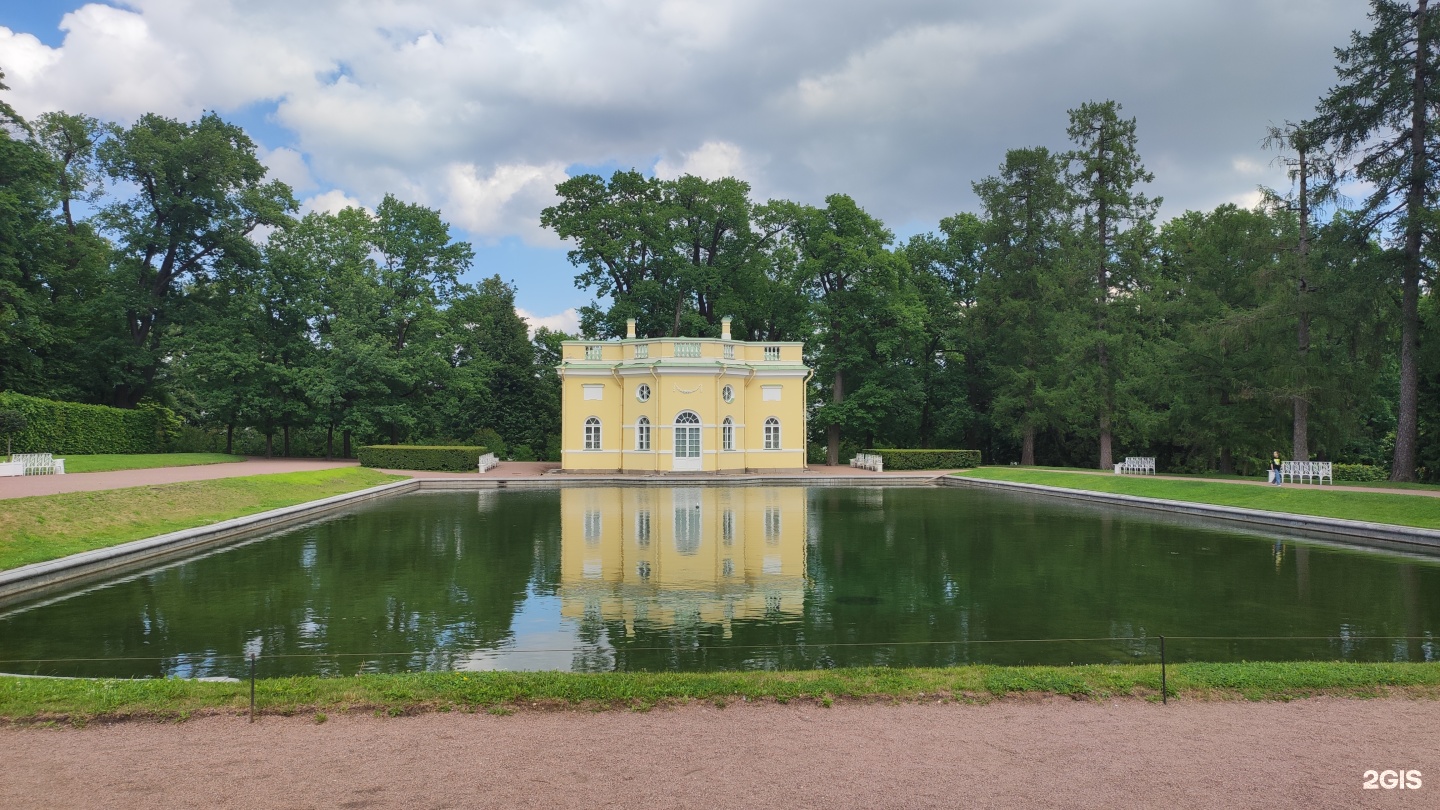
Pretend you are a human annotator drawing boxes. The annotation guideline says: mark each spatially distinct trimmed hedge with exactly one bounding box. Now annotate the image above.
[1334,463,1388,482]
[0,392,177,455]
[357,445,488,472]
[862,449,982,470]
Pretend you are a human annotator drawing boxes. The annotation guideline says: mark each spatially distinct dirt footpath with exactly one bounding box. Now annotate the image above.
[4,698,1436,809]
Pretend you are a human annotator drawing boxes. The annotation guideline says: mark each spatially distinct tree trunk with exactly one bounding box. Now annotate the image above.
[1393,0,1428,482]
[390,423,399,445]
[1219,446,1233,475]
[1021,425,1035,466]
[1098,412,1113,470]
[1293,141,1312,463]
[326,424,334,460]
[343,429,352,459]
[283,425,291,457]
[264,433,273,458]
[225,423,234,455]
[826,370,845,466]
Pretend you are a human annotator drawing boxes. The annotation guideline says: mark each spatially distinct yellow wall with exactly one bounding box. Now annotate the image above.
[559,487,808,634]
[559,336,810,472]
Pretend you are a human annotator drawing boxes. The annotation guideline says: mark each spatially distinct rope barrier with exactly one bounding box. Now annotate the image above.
[0,635,1431,667]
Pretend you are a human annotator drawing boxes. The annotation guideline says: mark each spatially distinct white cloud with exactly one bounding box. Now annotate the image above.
[444,161,567,245]
[516,307,580,337]
[259,146,316,194]
[655,141,756,182]
[301,189,365,215]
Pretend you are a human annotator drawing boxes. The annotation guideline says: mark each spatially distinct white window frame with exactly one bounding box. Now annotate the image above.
[584,417,602,450]
[721,416,734,451]
[636,416,651,451]
[636,383,651,402]
[721,384,734,403]
[764,417,781,450]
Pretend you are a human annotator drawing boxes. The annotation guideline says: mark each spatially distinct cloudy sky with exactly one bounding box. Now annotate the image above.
[0,0,1371,332]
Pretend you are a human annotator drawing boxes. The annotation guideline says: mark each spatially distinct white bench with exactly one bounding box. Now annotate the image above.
[0,460,23,477]
[850,453,884,472]
[477,452,499,473]
[1113,456,1156,475]
[1280,460,1332,485]
[11,453,65,475]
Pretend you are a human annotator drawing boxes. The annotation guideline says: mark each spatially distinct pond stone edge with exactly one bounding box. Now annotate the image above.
[942,476,1440,551]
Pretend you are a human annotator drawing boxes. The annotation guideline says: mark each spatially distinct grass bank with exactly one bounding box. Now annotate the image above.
[0,467,404,571]
[56,453,245,473]
[958,468,1440,530]
[2,662,1437,723]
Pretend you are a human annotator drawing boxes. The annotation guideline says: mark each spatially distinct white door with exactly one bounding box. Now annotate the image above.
[673,411,702,471]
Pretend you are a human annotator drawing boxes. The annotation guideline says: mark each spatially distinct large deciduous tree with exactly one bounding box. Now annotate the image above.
[97,112,295,408]
[1312,0,1440,481]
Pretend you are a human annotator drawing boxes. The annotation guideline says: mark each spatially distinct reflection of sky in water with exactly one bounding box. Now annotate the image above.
[457,590,606,672]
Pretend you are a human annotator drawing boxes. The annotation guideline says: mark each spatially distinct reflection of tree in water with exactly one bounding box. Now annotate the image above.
[0,491,559,678]
[602,488,1440,671]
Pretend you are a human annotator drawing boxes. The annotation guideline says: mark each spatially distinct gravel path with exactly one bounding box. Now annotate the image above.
[3,698,1435,809]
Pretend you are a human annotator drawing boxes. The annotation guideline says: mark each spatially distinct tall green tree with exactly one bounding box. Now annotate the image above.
[772,194,922,464]
[1262,121,1340,461]
[973,147,1073,465]
[96,112,295,407]
[1312,0,1440,480]
[1064,100,1161,468]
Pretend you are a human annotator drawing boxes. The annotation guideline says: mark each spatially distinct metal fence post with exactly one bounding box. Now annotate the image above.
[249,651,257,720]
[1160,635,1167,705]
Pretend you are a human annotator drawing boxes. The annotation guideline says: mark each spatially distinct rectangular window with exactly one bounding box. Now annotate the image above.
[764,419,781,450]
[584,345,602,360]
[634,343,648,359]
[722,423,734,451]
[674,342,701,358]
[723,345,734,360]
[584,420,602,450]
[762,385,781,401]
[583,384,603,401]
[636,421,651,451]
[764,346,780,361]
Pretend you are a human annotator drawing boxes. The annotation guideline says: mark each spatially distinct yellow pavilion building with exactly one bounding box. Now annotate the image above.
[557,317,811,473]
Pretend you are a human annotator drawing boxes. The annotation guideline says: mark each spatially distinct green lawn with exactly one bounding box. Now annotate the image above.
[54,453,246,473]
[2,661,1436,723]
[0,467,404,571]
[957,468,1440,529]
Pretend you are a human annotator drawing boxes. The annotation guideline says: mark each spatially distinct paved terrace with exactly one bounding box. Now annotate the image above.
[0,458,954,500]
[4,458,1437,499]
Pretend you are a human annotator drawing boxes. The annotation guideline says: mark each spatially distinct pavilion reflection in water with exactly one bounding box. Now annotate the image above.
[560,487,808,637]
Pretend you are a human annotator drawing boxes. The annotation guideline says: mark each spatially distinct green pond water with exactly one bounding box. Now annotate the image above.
[2,485,1437,679]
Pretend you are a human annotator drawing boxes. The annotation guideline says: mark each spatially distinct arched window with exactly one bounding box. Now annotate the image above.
[721,416,734,451]
[584,417,602,450]
[636,416,651,451]
[764,417,781,450]
[675,411,701,424]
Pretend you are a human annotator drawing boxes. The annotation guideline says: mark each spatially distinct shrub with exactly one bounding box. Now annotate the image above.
[357,445,488,472]
[1333,463,1388,482]
[861,449,982,470]
[0,392,176,454]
